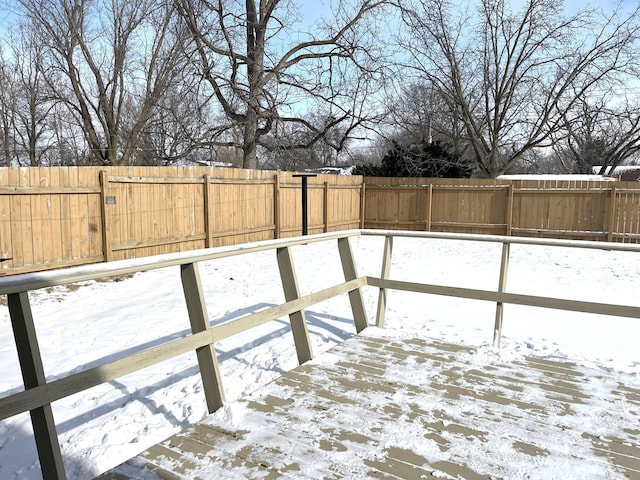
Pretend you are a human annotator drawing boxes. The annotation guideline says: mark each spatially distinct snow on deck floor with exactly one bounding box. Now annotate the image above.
[98,328,640,480]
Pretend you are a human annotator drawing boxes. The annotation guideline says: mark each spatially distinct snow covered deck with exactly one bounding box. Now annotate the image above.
[98,331,640,479]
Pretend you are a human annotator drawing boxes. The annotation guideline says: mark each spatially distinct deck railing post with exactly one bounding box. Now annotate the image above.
[8,291,67,480]
[338,237,369,333]
[493,242,511,348]
[276,246,314,363]
[375,235,394,328]
[180,263,225,412]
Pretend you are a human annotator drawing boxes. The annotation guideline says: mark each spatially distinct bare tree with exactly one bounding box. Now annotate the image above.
[14,0,188,165]
[385,83,435,145]
[48,104,91,165]
[260,113,350,171]
[398,0,640,177]
[555,91,640,174]
[2,26,58,166]
[0,52,15,166]
[134,68,245,166]
[174,0,391,169]
[381,81,472,161]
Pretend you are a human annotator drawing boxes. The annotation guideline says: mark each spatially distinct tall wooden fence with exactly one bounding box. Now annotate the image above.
[363,177,640,242]
[0,167,363,275]
[2,169,640,275]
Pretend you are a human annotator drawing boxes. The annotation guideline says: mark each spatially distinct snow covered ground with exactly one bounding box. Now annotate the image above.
[1,234,639,479]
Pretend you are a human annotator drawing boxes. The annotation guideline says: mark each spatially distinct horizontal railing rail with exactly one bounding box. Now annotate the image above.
[1,229,639,479]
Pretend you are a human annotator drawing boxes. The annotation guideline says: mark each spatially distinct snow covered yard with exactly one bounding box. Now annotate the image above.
[1,233,639,479]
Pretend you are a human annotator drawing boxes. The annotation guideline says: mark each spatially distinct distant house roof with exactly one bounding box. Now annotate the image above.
[592,166,640,181]
[305,166,355,175]
[497,174,617,181]
[172,159,235,168]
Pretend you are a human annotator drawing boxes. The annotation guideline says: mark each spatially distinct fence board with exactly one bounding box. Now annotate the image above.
[0,169,9,273]
[617,190,640,240]
[18,196,34,267]
[0,196,10,270]
[31,195,47,265]
[88,192,102,259]
[69,194,84,260]
[279,182,303,237]
[46,169,64,267]
[59,171,74,262]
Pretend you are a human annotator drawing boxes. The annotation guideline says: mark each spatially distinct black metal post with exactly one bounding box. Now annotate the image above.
[293,174,317,235]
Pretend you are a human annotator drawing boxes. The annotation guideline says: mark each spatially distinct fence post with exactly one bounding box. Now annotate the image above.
[493,242,510,348]
[426,184,433,231]
[8,292,67,480]
[180,262,225,412]
[338,237,369,332]
[274,174,281,239]
[607,184,617,242]
[375,235,393,328]
[359,182,366,229]
[203,174,212,248]
[99,170,112,262]
[506,183,514,236]
[277,246,314,363]
[323,181,329,233]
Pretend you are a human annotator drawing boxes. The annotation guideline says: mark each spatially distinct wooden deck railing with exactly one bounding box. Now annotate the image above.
[362,230,640,347]
[1,230,640,479]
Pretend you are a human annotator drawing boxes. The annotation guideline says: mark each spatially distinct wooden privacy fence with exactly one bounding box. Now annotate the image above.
[0,167,363,275]
[3,168,640,276]
[363,177,640,242]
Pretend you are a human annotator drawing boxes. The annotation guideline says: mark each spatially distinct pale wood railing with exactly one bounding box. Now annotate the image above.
[1,229,639,479]
[363,230,640,347]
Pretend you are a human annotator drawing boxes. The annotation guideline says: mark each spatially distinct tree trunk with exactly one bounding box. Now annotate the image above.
[242,107,259,169]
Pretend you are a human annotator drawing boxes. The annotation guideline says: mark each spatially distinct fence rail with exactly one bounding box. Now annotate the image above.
[2,168,640,275]
[2,229,639,479]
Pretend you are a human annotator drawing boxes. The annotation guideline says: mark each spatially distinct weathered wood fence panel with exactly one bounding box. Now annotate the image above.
[431,182,510,234]
[614,187,640,241]
[0,167,105,272]
[208,178,276,247]
[511,184,610,240]
[362,177,640,242]
[103,174,207,261]
[0,167,363,275]
[276,173,363,238]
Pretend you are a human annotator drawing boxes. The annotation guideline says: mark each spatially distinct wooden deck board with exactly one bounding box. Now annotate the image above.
[98,332,640,479]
